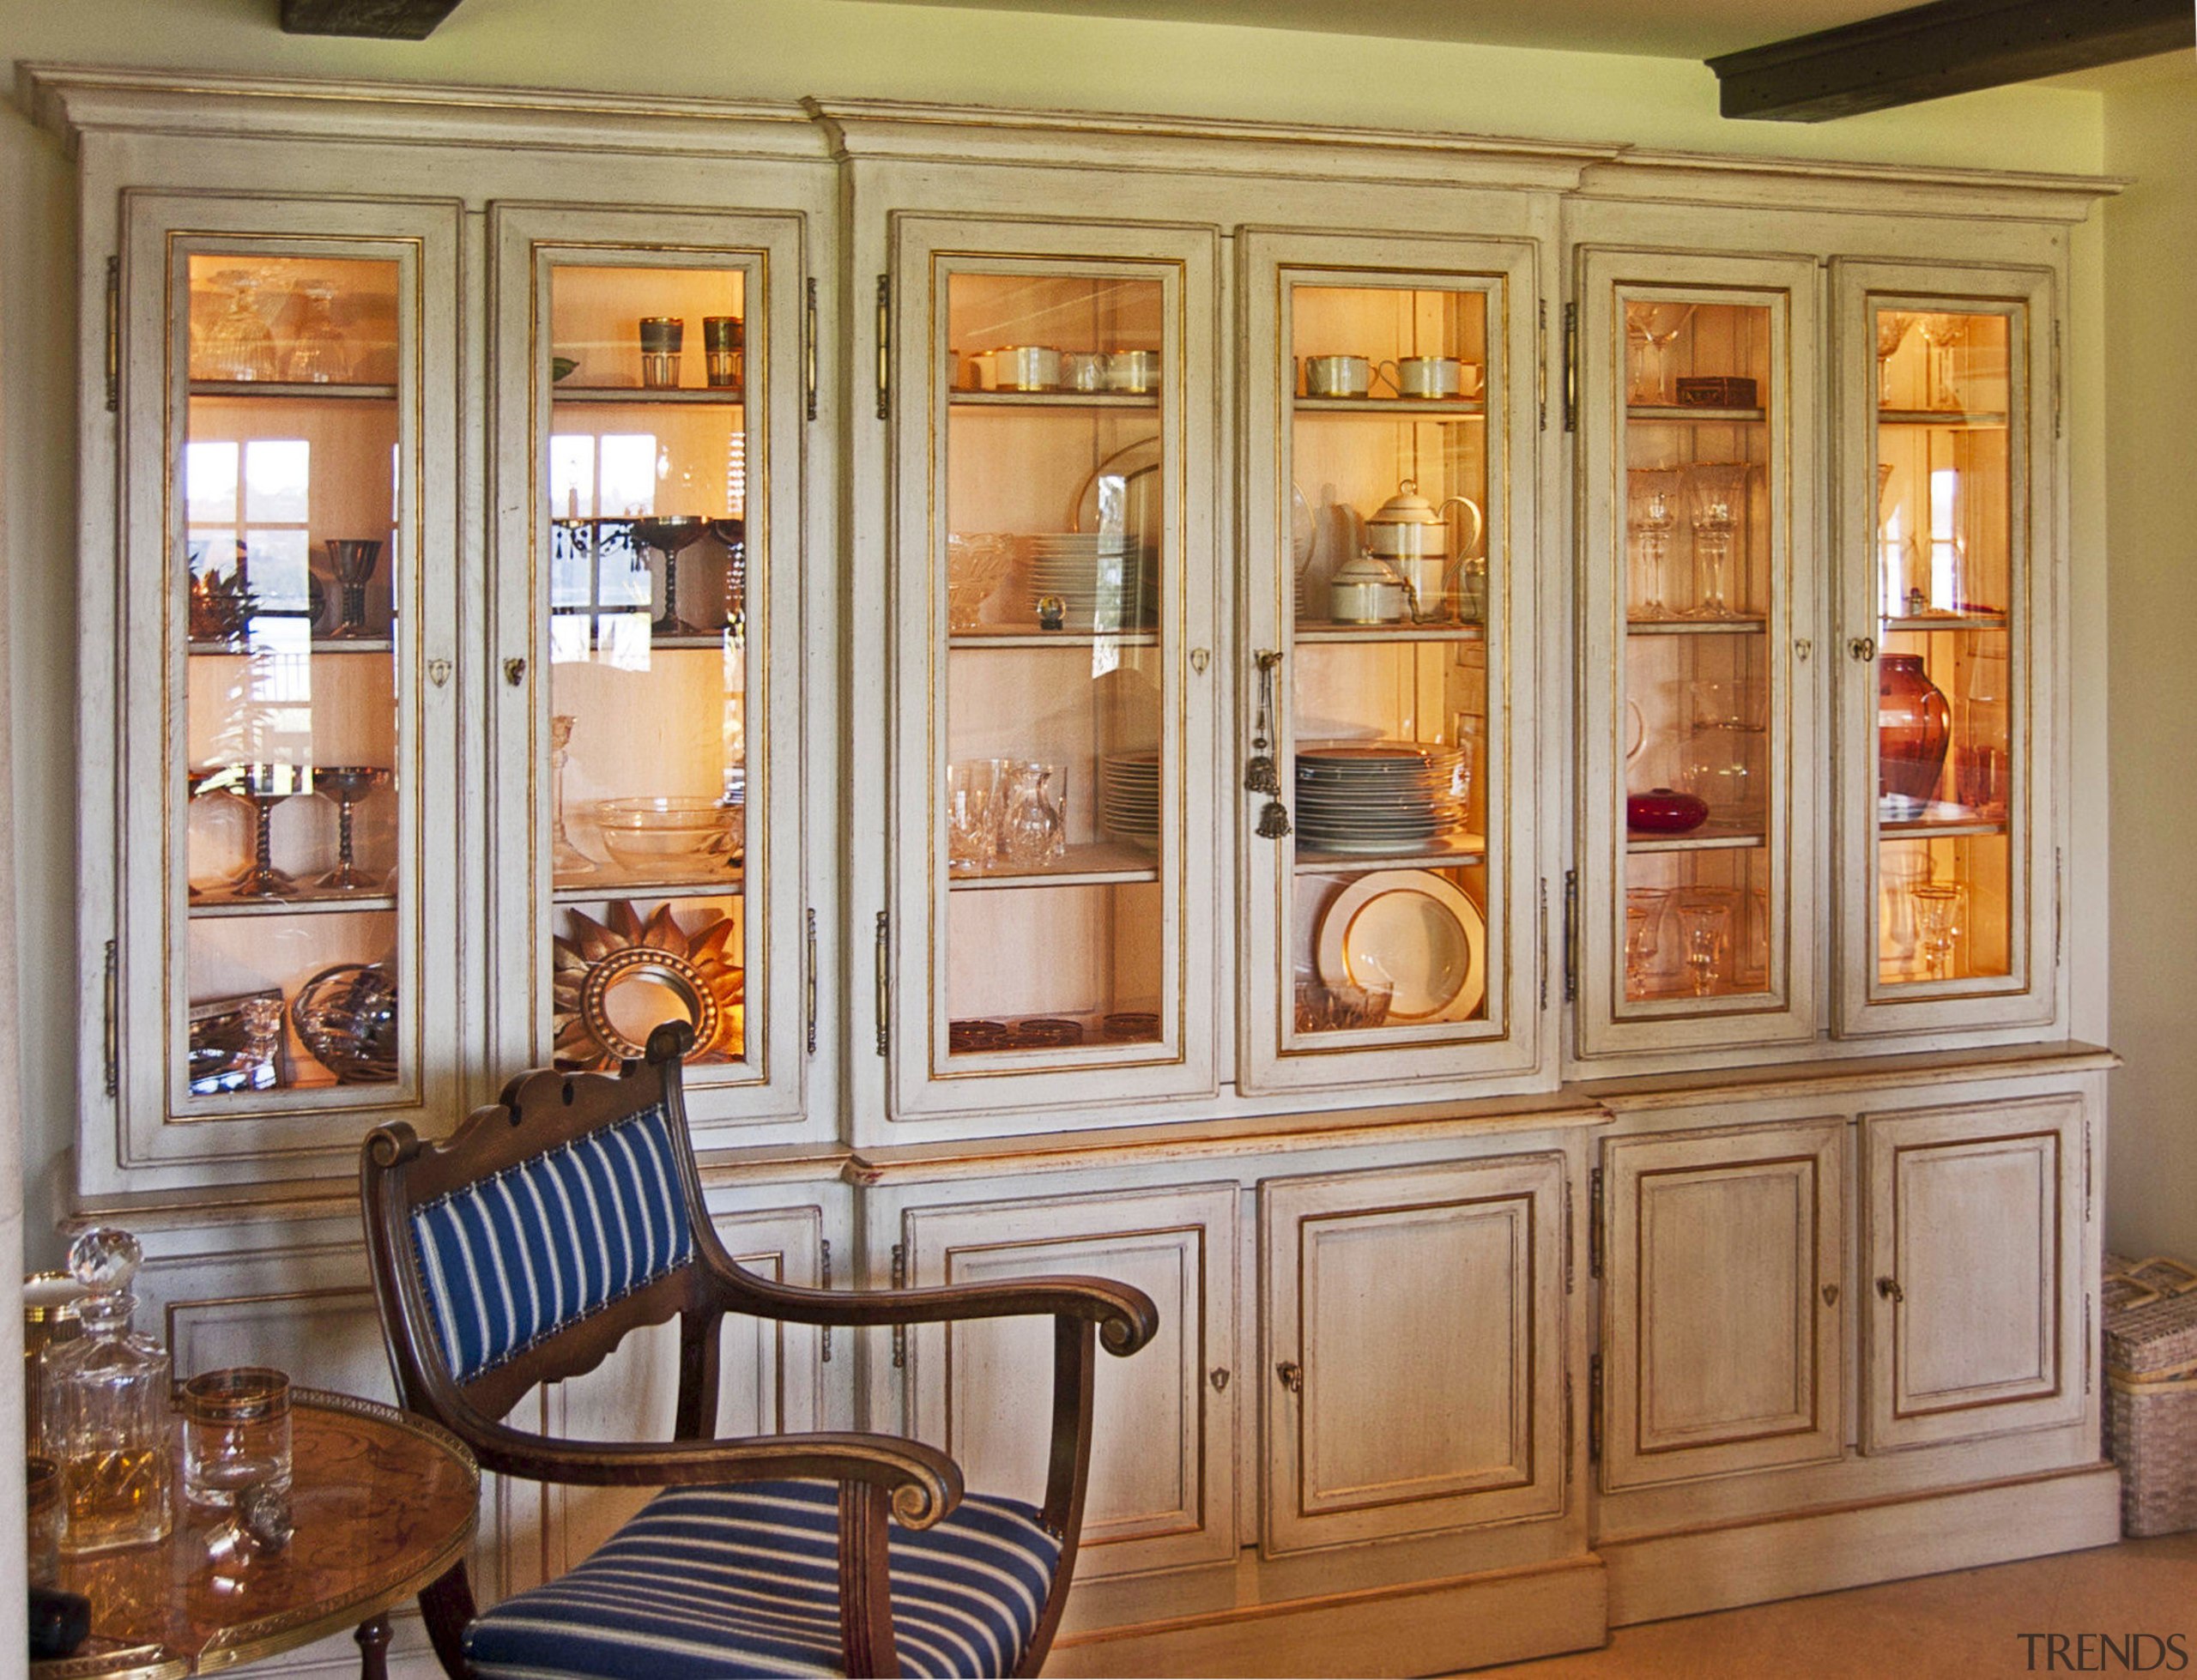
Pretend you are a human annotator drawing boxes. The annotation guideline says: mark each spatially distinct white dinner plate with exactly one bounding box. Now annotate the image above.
[1314,869,1487,1024]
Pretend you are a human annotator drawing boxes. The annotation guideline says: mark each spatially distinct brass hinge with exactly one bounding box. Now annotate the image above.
[805,907,818,1055]
[1588,1352,1603,1463]
[1562,1174,1575,1296]
[102,938,118,1097]
[2055,847,2063,974]
[890,1242,908,1369]
[1539,878,1550,1011]
[1562,300,1578,434]
[2083,1292,2092,1395]
[1536,299,1547,432]
[1564,1370,1574,1485]
[875,275,891,420]
[819,1239,833,1363]
[804,277,819,422]
[104,257,120,414]
[1589,1165,1605,1280]
[1563,868,1580,1005]
[873,910,889,1057]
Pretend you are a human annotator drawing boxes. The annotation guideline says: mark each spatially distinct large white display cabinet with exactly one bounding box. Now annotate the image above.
[36,69,842,1204]
[34,67,2124,1680]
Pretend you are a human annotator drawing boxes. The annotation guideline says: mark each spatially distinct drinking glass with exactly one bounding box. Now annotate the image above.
[1875,311,1912,407]
[947,758,1005,873]
[639,316,684,388]
[999,761,1067,869]
[1915,313,1964,411]
[182,1367,292,1511]
[203,269,277,382]
[550,715,596,876]
[1626,468,1680,620]
[1628,302,1696,404]
[1675,897,1730,997]
[284,279,352,383]
[1911,880,1966,981]
[702,316,743,389]
[1625,886,1669,998]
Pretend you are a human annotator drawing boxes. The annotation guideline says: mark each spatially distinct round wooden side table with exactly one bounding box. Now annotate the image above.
[36,1387,478,1679]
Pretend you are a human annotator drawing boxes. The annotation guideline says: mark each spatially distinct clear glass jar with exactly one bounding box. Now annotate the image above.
[40,1229,173,1555]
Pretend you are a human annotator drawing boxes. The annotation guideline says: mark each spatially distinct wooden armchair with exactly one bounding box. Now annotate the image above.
[360,1023,1158,1679]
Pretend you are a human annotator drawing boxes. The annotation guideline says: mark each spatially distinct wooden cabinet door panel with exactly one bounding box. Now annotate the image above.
[1862,1096,2085,1451]
[901,1184,1238,1578]
[1601,1121,1846,1490]
[1262,1154,1566,1553]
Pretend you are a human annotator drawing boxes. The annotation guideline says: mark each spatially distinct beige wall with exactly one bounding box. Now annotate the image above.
[2104,69,2197,1261]
[1,0,2115,1260]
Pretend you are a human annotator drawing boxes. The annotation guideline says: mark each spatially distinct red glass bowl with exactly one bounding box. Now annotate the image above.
[1626,788,1710,833]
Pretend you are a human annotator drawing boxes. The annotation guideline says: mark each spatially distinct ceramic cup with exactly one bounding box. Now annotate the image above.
[1383,355,1475,399]
[979,345,1062,391]
[1304,354,1373,398]
[1106,349,1162,393]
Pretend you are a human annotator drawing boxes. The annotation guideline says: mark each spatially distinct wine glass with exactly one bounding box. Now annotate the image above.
[1874,311,1912,407]
[1625,886,1670,999]
[1914,313,1966,411]
[632,516,709,638]
[203,269,276,382]
[313,766,387,891]
[1910,880,1966,981]
[1680,462,1750,619]
[1675,897,1730,998]
[228,764,309,899]
[323,540,382,640]
[1626,468,1680,620]
[1628,303,1696,405]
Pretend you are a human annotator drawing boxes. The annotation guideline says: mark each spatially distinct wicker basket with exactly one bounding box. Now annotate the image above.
[2103,1253,2197,1538]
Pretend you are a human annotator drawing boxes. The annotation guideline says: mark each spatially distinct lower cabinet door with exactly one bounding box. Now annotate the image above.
[1600,1119,1847,1491]
[1261,1153,1567,1554]
[899,1182,1240,1579]
[1861,1095,2088,1452]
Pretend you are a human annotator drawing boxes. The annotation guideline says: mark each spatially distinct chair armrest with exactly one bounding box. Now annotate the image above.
[454,1412,965,1528]
[702,1260,1159,1357]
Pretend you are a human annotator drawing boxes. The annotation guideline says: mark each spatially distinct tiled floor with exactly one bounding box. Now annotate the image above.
[1480,1532,2197,1677]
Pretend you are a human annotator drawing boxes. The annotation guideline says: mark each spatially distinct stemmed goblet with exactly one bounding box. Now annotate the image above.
[203,270,277,382]
[1675,896,1731,998]
[1627,302,1697,405]
[633,516,710,638]
[185,768,247,900]
[1914,313,1966,411]
[1875,311,1913,408]
[324,540,382,640]
[313,766,387,892]
[222,764,311,899]
[1680,462,1751,619]
[549,715,596,878]
[1625,886,1670,1000]
[1626,468,1680,620]
[1910,880,1966,981]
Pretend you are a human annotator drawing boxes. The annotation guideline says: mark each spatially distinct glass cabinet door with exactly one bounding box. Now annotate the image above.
[1238,232,1541,1094]
[1575,251,1819,1061]
[112,196,460,1182]
[492,206,812,1129]
[1836,262,2056,1036]
[887,218,1219,1121]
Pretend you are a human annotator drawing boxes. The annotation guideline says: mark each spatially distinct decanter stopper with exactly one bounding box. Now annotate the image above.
[68,1228,142,1331]
[47,1224,172,1555]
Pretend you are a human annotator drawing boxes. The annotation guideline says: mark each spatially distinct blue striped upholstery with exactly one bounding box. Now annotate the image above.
[409,1103,693,1384]
[465,1480,1062,1679]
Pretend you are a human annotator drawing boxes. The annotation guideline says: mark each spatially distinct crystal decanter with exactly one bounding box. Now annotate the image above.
[42,1228,173,1554]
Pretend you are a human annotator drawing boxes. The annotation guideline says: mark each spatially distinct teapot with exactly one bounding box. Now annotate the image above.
[1364,480,1486,623]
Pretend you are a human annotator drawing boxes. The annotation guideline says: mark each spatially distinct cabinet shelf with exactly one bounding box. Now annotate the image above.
[949,631,1159,649]
[1295,624,1486,644]
[1625,616,1765,637]
[552,385,745,407]
[188,379,396,401]
[551,870,743,903]
[189,637,394,656]
[1878,408,2008,429]
[1292,396,1486,416]
[1627,826,1766,854]
[1627,404,1765,424]
[1879,806,2008,839]
[188,891,396,918]
[1294,838,1486,873]
[948,390,1159,411]
[948,842,1158,891]
[1880,613,2008,632]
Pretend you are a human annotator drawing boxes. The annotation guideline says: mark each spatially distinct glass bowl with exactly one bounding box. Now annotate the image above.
[596,797,741,868]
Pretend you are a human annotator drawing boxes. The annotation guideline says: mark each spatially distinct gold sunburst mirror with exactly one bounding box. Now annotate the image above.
[551,900,745,1071]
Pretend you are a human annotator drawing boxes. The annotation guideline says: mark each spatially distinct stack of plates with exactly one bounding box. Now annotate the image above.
[1099,751,1160,844]
[1025,534,1156,632]
[1295,740,1470,855]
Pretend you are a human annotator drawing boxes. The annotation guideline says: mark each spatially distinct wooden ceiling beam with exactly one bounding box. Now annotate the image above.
[1709,0,2194,122]
[279,0,467,39]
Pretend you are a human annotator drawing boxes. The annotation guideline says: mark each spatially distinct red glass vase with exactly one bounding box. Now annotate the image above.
[1878,653,1951,806]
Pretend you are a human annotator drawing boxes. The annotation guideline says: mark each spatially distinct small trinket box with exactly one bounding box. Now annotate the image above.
[1674,376,1758,408]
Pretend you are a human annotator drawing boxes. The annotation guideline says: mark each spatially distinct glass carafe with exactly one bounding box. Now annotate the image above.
[1000,761,1067,869]
[41,1228,173,1555]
